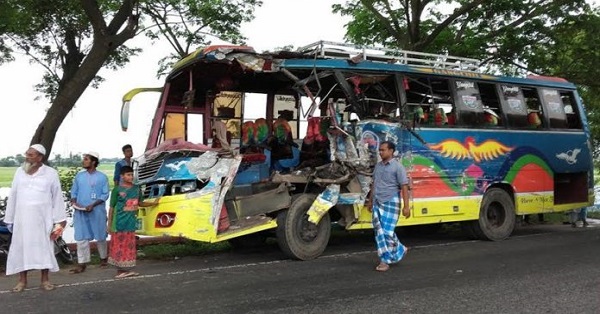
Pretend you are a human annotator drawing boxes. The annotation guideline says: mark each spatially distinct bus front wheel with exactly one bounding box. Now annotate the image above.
[472,188,516,241]
[276,194,331,260]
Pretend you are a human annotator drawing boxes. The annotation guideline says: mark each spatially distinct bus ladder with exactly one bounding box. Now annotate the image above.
[297,40,482,73]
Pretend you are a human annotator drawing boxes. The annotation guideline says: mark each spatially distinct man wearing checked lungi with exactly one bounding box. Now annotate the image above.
[369,141,410,272]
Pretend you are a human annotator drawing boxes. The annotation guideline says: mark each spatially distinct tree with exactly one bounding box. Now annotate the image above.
[333,0,589,61]
[520,12,600,164]
[0,0,261,158]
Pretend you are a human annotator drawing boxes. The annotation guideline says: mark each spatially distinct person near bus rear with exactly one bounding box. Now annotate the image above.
[114,144,133,186]
[367,141,410,272]
[569,207,589,228]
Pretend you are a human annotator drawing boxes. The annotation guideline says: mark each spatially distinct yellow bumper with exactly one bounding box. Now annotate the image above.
[137,192,218,242]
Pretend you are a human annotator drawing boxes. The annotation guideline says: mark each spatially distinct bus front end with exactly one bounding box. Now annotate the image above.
[135,145,243,242]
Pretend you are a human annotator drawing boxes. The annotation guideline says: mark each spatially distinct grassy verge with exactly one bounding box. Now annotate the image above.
[0,164,114,189]
[138,240,232,260]
[0,167,15,187]
[587,211,600,219]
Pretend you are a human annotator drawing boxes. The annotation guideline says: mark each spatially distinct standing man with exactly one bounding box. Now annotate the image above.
[4,144,67,292]
[369,141,410,272]
[70,152,110,273]
[114,144,133,186]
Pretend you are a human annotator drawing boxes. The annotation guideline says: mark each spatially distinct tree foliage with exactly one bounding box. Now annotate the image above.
[0,0,261,157]
[141,0,261,76]
[333,1,589,60]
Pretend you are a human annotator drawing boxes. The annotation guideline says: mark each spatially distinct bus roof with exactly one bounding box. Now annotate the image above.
[169,41,577,90]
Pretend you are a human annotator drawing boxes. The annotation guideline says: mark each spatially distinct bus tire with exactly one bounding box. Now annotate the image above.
[276,194,331,260]
[472,188,516,241]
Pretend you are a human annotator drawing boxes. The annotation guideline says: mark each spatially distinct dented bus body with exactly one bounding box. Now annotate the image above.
[121,41,593,260]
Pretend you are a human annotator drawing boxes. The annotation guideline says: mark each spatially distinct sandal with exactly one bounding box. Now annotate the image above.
[375,262,390,272]
[115,271,139,279]
[99,259,108,268]
[40,281,55,291]
[12,282,26,293]
[69,264,87,274]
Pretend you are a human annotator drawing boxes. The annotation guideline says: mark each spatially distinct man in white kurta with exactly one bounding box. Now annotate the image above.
[4,144,67,292]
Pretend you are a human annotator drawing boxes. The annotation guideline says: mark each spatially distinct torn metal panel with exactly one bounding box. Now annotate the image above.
[225,182,291,219]
[186,151,234,180]
[307,184,340,224]
[186,151,243,232]
[212,155,242,232]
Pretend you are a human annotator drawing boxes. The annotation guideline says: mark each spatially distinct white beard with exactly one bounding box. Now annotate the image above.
[21,161,34,173]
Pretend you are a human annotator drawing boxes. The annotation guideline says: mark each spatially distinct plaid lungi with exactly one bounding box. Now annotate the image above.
[373,196,407,264]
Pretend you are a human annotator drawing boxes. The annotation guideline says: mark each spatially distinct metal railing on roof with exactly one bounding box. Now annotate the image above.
[297,40,482,72]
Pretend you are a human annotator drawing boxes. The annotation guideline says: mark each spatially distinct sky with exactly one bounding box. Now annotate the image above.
[0,0,349,159]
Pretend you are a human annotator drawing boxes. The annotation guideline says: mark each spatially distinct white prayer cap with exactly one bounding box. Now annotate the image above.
[30,144,46,155]
[86,151,100,159]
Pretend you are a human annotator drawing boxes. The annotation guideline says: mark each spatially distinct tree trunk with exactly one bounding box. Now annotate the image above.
[29,43,115,159]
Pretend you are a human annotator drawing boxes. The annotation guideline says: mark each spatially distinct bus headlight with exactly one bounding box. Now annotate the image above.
[170,181,197,195]
[180,181,197,193]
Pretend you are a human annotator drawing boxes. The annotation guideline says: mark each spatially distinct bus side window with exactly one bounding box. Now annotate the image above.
[453,80,483,127]
[498,84,528,128]
[404,76,453,127]
[478,82,503,127]
[560,92,583,129]
[522,88,544,129]
[541,89,568,129]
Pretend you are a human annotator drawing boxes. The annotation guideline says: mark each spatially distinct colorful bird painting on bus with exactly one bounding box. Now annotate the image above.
[428,136,513,163]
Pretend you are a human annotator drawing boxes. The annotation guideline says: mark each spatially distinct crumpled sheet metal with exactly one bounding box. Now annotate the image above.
[185,151,243,232]
[211,155,242,231]
[186,151,235,180]
[326,133,370,169]
[307,184,340,224]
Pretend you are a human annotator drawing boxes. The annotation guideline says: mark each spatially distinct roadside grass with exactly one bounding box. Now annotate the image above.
[0,164,114,188]
[0,167,15,187]
[588,211,600,219]
[138,240,232,260]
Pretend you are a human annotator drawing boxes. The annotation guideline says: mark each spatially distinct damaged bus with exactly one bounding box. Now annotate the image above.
[121,41,594,260]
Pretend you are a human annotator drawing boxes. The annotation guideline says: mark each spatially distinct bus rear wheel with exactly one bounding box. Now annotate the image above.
[276,194,331,260]
[472,188,516,241]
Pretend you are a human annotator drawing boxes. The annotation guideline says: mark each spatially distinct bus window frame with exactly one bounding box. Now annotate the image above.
[558,90,583,130]
[497,84,528,129]
[451,79,484,128]
[521,86,546,130]
[403,75,453,127]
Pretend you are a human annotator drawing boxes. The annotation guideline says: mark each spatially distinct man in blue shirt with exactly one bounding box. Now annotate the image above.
[369,141,410,272]
[114,144,133,186]
[70,152,110,273]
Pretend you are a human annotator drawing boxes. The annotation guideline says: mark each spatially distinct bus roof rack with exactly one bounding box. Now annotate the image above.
[297,40,482,73]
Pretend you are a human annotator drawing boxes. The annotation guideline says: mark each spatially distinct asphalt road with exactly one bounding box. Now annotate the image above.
[1,223,599,314]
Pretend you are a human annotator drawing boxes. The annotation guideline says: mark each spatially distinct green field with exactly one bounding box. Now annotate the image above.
[0,164,114,188]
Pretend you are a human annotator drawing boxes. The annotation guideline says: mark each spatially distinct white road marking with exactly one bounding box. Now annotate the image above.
[1,228,592,294]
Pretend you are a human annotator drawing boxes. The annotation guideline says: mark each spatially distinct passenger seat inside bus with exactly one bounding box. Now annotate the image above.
[269,117,299,172]
[234,119,270,185]
[239,120,268,164]
[298,117,330,169]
